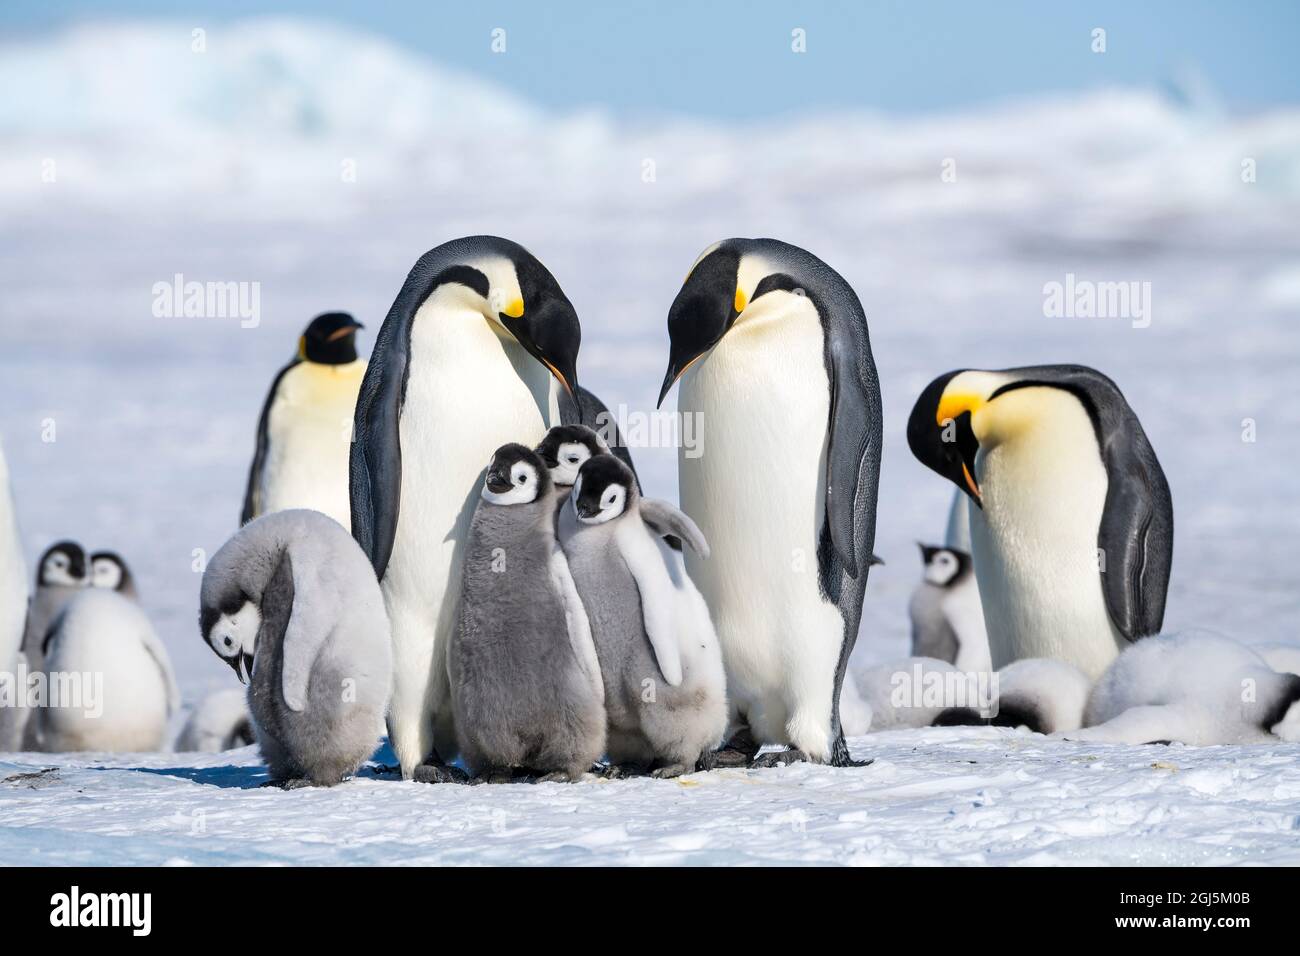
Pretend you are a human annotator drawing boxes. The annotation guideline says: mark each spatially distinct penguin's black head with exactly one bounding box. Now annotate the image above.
[659,244,743,407]
[573,455,636,523]
[38,540,86,588]
[918,543,971,587]
[300,312,363,365]
[535,424,609,487]
[482,443,551,505]
[907,370,983,508]
[90,550,137,597]
[496,248,581,405]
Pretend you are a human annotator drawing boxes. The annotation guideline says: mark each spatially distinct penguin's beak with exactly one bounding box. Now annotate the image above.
[499,298,579,400]
[225,651,252,685]
[658,275,740,408]
[326,319,363,342]
[907,370,984,508]
[485,468,513,494]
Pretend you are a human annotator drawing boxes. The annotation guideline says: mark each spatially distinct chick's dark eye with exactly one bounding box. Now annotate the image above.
[516,475,525,484]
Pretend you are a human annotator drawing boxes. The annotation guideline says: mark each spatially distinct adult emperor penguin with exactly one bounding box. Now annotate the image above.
[241,312,367,530]
[0,443,26,750]
[351,236,631,780]
[200,510,392,785]
[658,238,882,767]
[908,365,1173,679]
[448,445,605,782]
[560,454,727,776]
[37,587,179,752]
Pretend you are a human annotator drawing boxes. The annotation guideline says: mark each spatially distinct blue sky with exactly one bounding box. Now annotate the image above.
[3,1,1298,117]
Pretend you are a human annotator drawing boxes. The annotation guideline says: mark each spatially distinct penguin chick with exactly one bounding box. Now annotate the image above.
[37,588,179,752]
[908,544,990,673]
[449,444,606,782]
[559,454,727,776]
[934,658,1091,734]
[175,687,255,752]
[200,509,391,786]
[535,424,609,516]
[846,657,982,731]
[1066,632,1300,746]
[89,550,138,600]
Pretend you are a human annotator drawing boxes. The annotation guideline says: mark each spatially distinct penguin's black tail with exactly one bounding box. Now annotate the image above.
[933,702,1045,735]
[1262,673,1300,733]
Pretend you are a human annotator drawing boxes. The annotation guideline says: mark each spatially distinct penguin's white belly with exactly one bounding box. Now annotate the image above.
[40,593,169,752]
[0,449,26,672]
[383,309,558,772]
[677,306,843,756]
[261,363,364,530]
[971,439,1124,679]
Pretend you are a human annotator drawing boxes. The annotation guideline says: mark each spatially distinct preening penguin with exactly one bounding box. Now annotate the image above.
[658,238,882,767]
[908,365,1173,679]
[200,509,392,786]
[4,541,86,750]
[175,687,254,753]
[242,312,367,530]
[1068,632,1300,746]
[350,236,631,779]
[37,587,179,753]
[448,444,605,782]
[908,544,990,673]
[559,454,727,776]
[0,442,27,750]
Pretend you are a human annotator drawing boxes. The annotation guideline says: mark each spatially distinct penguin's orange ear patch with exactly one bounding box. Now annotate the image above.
[297,335,307,359]
[503,297,525,318]
[734,288,747,313]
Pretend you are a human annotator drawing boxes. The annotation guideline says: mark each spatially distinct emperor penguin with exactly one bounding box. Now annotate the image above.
[535,424,609,516]
[0,441,27,749]
[199,509,392,786]
[448,444,605,782]
[89,550,138,599]
[4,541,86,750]
[37,586,179,753]
[560,454,727,776]
[908,365,1173,680]
[908,545,990,673]
[350,236,632,780]
[175,687,254,753]
[241,312,367,530]
[657,238,883,767]
[1068,632,1300,746]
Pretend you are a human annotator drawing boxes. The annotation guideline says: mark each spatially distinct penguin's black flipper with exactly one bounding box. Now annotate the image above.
[349,322,406,579]
[241,359,298,526]
[559,384,640,488]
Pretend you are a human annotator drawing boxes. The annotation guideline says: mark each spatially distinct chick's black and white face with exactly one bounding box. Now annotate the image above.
[922,547,964,587]
[204,599,260,684]
[91,556,123,590]
[535,425,609,487]
[573,475,628,524]
[481,444,544,505]
[39,545,85,588]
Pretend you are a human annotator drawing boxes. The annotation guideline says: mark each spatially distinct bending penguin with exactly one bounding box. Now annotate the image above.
[1067,632,1300,746]
[908,544,990,673]
[908,365,1173,679]
[559,454,727,776]
[351,236,632,780]
[37,560,179,753]
[448,444,605,782]
[242,312,367,530]
[200,509,392,786]
[658,238,882,767]
[0,443,26,750]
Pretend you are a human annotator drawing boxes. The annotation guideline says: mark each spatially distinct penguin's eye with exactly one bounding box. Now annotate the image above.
[566,456,580,464]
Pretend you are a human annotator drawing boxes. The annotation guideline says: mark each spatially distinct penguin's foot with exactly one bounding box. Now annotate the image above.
[594,763,629,779]
[650,763,690,779]
[413,762,469,785]
[750,748,813,769]
[368,762,402,776]
[533,770,573,784]
[830,733,872,768]
[469,768,519,785]
[278,777,315,790]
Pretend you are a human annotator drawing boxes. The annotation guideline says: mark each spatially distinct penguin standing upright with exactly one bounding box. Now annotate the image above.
[37,580,178,753]
[658,238,882,767]
[242,312,367,530]
[200,510,392,785]
[534,424,609,516]
[908,365,1173,679]
[560,454,727,776]
[89,551,137,599]
[0,441,26,750]
[908,544,990,673]
[4,541,86,749]
[350,236,632,780]
[448,445,605,782]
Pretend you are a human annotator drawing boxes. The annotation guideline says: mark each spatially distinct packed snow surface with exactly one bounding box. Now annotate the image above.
[1,18,1298,865]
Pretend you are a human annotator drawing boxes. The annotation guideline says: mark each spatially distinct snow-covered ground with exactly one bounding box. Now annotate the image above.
[1,18,1298,865]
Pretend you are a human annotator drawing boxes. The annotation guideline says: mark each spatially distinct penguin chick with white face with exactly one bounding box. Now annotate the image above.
[37,588,179,753]
[909,544,990,674]
[559,455,727,777]
[909,364,1173,680]
[242,312,367,531]
[89,551,138,600]
[200,510,392,786]
[4,541,87,750]
[175,687,255,753]
[448,444,606,783]
[534,424,609,515]
[1064,632,1300,746]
